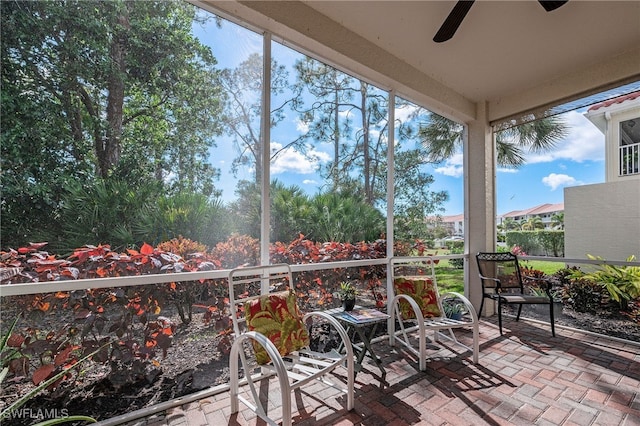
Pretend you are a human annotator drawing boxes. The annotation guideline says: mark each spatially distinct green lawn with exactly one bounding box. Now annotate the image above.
[519,259,565,275]
[435,267,464,294]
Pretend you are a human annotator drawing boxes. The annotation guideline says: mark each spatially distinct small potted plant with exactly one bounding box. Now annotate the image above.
[336,281,357,311]
[444,300,465,321]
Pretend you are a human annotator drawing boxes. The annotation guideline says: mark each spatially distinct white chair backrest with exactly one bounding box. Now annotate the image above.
[228,264,293,336]
[388,256,444,317]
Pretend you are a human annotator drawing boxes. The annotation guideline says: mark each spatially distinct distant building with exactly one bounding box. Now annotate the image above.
[438,214,464,236]
[564,91,640,260]
[498,203,565,230]
[436,204,564,239]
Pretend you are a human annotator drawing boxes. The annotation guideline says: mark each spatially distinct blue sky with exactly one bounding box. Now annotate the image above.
[494,110,604,215]
[193,12,607,217]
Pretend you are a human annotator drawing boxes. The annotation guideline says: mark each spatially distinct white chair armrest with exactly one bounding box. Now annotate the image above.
[440,291,479,323]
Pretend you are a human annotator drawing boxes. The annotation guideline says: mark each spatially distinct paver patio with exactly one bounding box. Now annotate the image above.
[107,317,640,426]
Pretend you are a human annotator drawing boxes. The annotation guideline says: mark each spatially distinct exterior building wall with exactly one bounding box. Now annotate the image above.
[564,180,640,261]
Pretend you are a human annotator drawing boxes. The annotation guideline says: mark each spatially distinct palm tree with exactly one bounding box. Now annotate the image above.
[521,216,544,231]
[551,212,564,230]
[499,217,520,233]
[419,113,568,167]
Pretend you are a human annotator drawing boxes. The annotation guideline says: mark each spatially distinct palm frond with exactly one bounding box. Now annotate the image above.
[418,114,463,163]
[501,115,569,153]
[496,140,526,167]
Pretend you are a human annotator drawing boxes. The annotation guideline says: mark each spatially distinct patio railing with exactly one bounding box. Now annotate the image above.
[620,142,639,176]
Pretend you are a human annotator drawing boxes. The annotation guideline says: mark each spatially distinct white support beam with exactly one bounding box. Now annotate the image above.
[465,101,496,315]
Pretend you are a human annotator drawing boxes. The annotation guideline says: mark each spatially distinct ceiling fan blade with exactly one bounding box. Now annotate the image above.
[538,1,568,12]
[433,0,475,43]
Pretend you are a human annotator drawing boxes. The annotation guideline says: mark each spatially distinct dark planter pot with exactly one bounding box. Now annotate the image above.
[343,299,356,311]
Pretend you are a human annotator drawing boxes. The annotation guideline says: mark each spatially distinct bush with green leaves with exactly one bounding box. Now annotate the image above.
[50,180,237,254]
[55,178,163,252]
[446,241,464,269]
[135,192,233,248]
[505,231,540,255]
[305,192,385,243]
[580,255,640,310]
[504,230,564,257]
[536,230,564,257]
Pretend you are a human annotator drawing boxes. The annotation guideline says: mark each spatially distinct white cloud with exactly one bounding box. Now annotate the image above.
[498,167,518,174]
[270,142,331,175]
[302,179,318,185]
[526,110,604,164]
[434,153,463,177]
[542,173,581,190]
[394,103,421,122]
[339,109,353,120]
[295,118,309,133]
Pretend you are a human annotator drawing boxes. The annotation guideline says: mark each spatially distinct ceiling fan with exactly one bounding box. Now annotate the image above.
[433,0,569,43]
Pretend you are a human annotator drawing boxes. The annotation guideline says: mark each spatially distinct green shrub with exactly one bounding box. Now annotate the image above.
[305,192,385,243]
[505,231,540,255]
[581,255,640,310]
[504,230,564,257]
[537,231,564,257]
[56,178,162,252]
[135,192,232,248]
[447,241,464,269]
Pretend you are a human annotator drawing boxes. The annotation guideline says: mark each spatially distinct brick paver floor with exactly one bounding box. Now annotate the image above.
[104,317,640,426]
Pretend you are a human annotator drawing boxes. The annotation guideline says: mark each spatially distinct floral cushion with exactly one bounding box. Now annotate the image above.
[394,276,441,319]
[245,290,310,365]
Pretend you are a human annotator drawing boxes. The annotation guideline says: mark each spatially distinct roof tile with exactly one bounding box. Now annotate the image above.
[587,91,640,112]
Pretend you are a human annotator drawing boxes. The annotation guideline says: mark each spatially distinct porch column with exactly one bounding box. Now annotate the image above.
[464,101,496,316]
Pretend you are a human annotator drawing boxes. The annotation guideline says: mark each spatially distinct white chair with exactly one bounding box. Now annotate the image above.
[228,264,354,426]
[388,256,479,371]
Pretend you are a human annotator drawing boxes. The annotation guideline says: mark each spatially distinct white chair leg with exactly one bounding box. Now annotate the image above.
[472,322,479,363]
[229,339,241,413]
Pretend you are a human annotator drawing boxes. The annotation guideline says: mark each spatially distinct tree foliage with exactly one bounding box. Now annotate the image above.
[292,58,390,206]
[218,53,294,183]
[1,0,224,248]
[392,147,449,242]
[419,113,568,168]
[228,180,385,243]
[3,1,455,251]
[291,60,447,241]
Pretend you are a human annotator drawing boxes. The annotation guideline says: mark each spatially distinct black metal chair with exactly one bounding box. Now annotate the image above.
[476,252,555,337]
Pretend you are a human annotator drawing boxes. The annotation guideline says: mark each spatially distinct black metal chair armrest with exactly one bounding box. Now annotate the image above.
[478,273,502,289]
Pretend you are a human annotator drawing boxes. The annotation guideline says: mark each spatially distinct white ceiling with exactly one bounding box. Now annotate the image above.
[204,0,640,122]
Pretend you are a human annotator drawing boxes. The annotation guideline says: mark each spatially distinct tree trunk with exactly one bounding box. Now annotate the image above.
[332,87,340,188]
[360,83,372,204]
[97,12,129,178]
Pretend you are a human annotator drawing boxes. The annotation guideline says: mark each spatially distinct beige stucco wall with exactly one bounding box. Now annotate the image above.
[564,180,640,261]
